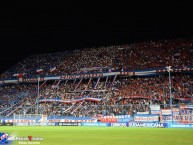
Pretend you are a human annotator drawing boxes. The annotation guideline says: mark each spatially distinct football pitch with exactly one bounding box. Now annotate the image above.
[1,126,193,145]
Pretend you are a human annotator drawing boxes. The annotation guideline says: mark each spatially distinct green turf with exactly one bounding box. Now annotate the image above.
[1,126,193,145]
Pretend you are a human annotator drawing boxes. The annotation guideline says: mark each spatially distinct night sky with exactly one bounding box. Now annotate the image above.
[1,5,193,74]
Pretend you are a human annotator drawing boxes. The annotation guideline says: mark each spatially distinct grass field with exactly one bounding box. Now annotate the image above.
[1,126,193,145]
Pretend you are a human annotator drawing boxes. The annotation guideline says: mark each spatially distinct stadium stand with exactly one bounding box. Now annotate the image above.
[0,38,193,122]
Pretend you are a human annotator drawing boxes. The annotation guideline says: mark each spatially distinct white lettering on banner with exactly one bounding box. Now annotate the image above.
[128,122,165,128]
[111,123,127,127]
[134,116,159,122]
[60,73,104,80]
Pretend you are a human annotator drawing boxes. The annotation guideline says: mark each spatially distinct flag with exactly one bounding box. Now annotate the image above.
[13,73,23,78]
[36,68,43,74]
[13,73,19,77]
[50,66,56,73]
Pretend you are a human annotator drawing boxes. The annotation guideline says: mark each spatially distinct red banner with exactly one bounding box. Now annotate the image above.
[98,118,118,123]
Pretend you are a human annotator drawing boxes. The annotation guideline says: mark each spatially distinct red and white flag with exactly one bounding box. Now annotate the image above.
[36,68,43,74]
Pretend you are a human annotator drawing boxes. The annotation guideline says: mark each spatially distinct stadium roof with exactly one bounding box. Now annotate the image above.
[0,4,193,74]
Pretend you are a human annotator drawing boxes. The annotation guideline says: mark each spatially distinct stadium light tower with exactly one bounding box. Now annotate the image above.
[166,66,173,123]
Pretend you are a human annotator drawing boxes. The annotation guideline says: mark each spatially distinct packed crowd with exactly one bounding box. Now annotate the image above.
[0,38,193,79]
[0,84,37,116]
[1,73,192,117]
[0,51,71,79]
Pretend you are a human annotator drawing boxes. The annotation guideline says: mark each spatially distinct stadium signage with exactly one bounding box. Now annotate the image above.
[15,122,55,126]
[136,112,149,114]
[151,110,160,114]
[172,108,179,115]
[134,115,159,122]
[98,118,118,123]
[110,123,127,127]
[187,105,193,109]
[1,67,193,85]
[162,115,172,122]
[21,77,44,83]
[161,109,172,115]
[128,122,167,128]
[181,108,193,115]
[180,105,188,109]
[56,122,81,126]
[48,118,97,123]
[168,124,193,128]
[150,105,160,111]
[82,122,109,127]
[118,118,131,123]
[60,73,103,80]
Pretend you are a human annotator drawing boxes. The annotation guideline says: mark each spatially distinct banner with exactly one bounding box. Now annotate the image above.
[14,122,55,126]
[48,118,97,123]
[172,108,179,115]
[60,73,104,80]
[168,124,193,128]
[179,115,193,122]
[1,66,193,85]
[187,105,193,109]
[180,105,188,109]
[151,110,160,114]
[150,105,160,111]
[161,109,172,115]
[22,77,45,83]
[97,115,133,123]
[137,112,149,114]
[162,115,172,122]
[128,122,167,128]
[134,115,159,122]
[110,123,128,127]
[134,70,156,76]
[82,122,109,127]
[10,119,35,123]
[114,115,131,119]
[98,118,118,123]
[180,108,193,115]
[118,118,131,123]
[56,122,81,126]
[39,98,102,103]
